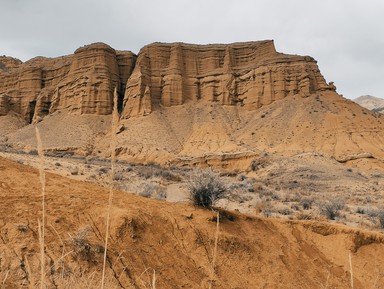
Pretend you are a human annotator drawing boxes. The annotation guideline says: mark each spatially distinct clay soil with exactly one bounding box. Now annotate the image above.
[1,157,384,288]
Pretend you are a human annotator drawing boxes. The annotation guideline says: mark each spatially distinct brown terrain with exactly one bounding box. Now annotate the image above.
[1,157,384,289]
[1,40,384,288]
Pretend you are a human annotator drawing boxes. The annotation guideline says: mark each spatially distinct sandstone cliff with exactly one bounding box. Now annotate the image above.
[2,41,384,169]
[121,40,333,117]
[0,43,136,122]
[0,40,335,122]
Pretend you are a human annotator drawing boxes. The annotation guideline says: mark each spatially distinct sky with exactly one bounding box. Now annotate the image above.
[1,0,383,99]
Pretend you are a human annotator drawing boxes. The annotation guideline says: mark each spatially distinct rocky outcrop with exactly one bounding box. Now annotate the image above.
[0,40,334,122]
[121,40,333,117]
[0,43,136,122]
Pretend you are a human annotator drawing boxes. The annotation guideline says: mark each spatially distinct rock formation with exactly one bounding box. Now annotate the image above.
[1,40,335,122]
[121,40,333,117]
[0,43,136,122]
[2,41,384,168]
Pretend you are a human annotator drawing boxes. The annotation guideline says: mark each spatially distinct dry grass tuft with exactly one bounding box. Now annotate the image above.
[101,88,119,289]
[35,127,46,289]
[349,253,354,289]
[208,211,220,289]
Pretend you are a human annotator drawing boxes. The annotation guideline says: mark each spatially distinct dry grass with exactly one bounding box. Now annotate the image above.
[349,253,354,289]
[1,270,9,289]
[35,127,46,289]
[208,211,220,289]
[101,88,119,289]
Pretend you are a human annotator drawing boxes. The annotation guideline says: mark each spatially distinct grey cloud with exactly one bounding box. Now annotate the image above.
[1,0,383,99]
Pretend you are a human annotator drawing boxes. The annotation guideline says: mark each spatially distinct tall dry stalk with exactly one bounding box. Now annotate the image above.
[1,270,9,289]
[349,253,354,289]
[151,270,156,289]
[101,88,119,289]
[208,211,220,289]
[35,127,46,289]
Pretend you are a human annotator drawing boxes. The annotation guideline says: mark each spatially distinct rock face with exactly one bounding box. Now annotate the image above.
[3,41,384,168]
[121,40,333,117]
[0,43,136,122]
[0,40,335,122]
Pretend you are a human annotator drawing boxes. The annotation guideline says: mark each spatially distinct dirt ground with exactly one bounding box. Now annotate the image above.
[1,156,384,288]
[2,148,384,231]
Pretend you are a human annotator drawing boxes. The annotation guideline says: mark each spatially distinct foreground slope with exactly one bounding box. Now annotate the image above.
[1,157,384,288]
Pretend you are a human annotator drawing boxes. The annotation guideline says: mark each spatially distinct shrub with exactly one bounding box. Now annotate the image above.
[318,197,345,220]
[300,197,315,210]
[137,165,182,181]
[138,182,167,200]
[112,171,125,181]
[376,211,384,229]
[368,209,384,229]
[188,169,226,207]
[356,207,367,214]
[261,200,274,217]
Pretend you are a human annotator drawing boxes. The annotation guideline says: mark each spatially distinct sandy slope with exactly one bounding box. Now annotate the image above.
[1,157,384,288]
[2,91,383,171]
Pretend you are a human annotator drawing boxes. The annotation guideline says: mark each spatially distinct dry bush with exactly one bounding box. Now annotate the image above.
[137,164,182,182]
[228,177,255,195]
[138,182,167,200]
[318,197,345,220]
[300,197,315,210]
[67,226,103,263]
[188,169,226,208]
[368,209,384,229]
[112,171,125,181]
[250,155,270,171]
[261,199,274,217]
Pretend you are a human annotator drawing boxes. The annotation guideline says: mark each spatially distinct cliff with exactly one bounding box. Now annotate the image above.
[122,40,333,117]
[0,40,334,122]
[0,43,136,122]
[3,41,384,168]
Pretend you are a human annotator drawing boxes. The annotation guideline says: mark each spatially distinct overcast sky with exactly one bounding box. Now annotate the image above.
[1,0,383,99]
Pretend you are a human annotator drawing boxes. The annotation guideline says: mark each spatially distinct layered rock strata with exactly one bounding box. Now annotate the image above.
[0,40,334,122]
[0,43,136,122]
[122,40,333,117]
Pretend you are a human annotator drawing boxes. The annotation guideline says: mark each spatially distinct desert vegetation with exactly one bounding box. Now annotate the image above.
[187,169,226,208]
[3,148,384,232]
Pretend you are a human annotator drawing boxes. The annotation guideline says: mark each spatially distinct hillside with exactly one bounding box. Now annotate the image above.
[1,156,384,288]
[2,41,384,287]
[354,95,384,113]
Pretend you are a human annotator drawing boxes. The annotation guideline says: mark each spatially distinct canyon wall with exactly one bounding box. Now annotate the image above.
[121,40,333,117]
[0,40,333,122]
[0,43,136,122]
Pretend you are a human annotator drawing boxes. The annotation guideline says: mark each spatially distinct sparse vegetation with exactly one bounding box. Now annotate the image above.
[367,209,384,229]
[139,182,167,200]
[68,226,100,262]
[188,169,226,207]
[136,163,182,182]
[300,197,315,210]
[318,197,345,220]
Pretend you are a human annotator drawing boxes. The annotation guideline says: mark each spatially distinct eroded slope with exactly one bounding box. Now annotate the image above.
[1,157,384,288]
